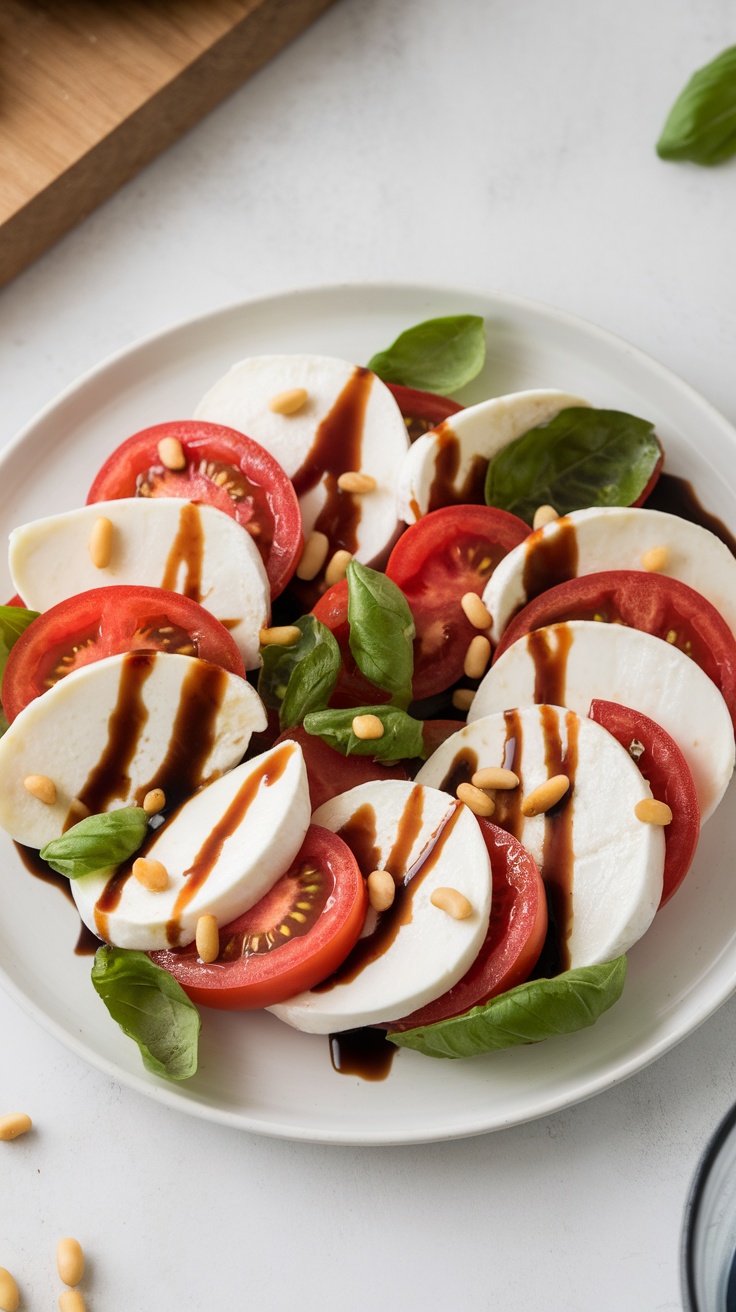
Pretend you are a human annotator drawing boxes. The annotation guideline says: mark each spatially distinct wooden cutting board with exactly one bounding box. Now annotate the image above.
[0,0,337,287]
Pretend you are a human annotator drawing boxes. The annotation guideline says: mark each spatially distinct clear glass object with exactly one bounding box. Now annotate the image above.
[683,1103,736,1310]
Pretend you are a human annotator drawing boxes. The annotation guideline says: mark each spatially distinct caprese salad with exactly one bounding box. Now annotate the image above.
[2,312,735,1081]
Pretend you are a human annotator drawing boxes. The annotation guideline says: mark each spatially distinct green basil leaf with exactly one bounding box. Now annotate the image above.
[367,315,486,394]
[485,407,660,526]
[303,704,425,762]
[40,807,149,878]
[657,46,736,165]
[347,560,415,709]
[258,616,340,728]
[0,604,40,737]
[388,957,626,1058]
[91,946,200,1081]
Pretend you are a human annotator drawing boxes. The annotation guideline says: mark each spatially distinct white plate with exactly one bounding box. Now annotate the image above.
[2,282,736,1146]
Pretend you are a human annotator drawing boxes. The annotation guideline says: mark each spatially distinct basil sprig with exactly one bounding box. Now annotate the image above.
[259,616,340,729]
[91,947,200,1081]
[303,704,425,762]
[368,315,486,395]
[485,407,660,526]
[40,807,149,878]
[657,46,736,165]
[0,604,40,736]
[388,957,626,1059]
[347,560,415,709]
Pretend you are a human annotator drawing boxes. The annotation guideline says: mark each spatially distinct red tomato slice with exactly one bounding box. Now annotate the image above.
[86,420,303,598]
[386,383,463,442]
[387,820,547,1031]
[589,699,700,907]
[1,585,245,722]
[272,724,409,810]
[150,825,368,1009]
[385,505,530,698]
[493,569,736,729]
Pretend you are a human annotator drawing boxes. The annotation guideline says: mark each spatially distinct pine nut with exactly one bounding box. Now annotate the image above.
[57,1238,84,1287]
[641,545,669,573]
[143,788,166,815]
[23,773,57,805]
[296,530,329,580]
[88,515,113,569]
[68,798,91,822]
[336,471,377,493]
[268,387,308,415]
[463,635,491,680]
[634,798,673,825]
[59,1292,86,1312]
[352,714,384,740]
[367,869,395,912]
[196,914,220,962]
[471,766,520,790]
[533,504,559,530]
[0,1113,32,1141]
[451,688,475,712]
[259,625,302,647]
[430,887,473,920]
[521,774,570,817]
[460,592,492,629]
[0,1268,19,1312]
[324,549,352,587]
[133,858,169,892]
[456,782,495,817]
[157,436,186,470]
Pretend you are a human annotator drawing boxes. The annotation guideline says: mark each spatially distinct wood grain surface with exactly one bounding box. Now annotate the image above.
[0,0,336,286]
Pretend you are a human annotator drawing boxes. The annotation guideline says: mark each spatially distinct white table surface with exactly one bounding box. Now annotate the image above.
[1,1,734,1307]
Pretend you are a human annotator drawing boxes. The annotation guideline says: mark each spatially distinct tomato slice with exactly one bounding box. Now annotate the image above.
[272,724,409,810]
[493,569,736,729]
[387,821,547,1031]
[86,420,303,598]
[1,585,245,722]
[386,383,463,442]
[385,505,530,698]
[589,699,700,907]
[150,825,368,1009]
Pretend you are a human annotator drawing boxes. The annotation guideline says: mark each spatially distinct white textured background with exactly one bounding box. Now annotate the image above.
[1,1,735,1308]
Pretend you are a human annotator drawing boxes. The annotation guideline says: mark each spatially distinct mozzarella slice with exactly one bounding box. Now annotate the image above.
[269,779,492,1034]
[9,498,270,669]
[194,354,410,565]
[470,621,734,822]
[72,741,311,951]
[0,651,266,849]
[397,390,590,524]
[484,506,736,642]
[416,707,665,968]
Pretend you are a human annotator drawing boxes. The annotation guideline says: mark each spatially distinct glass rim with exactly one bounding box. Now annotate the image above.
[682,1099,736,1311]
